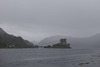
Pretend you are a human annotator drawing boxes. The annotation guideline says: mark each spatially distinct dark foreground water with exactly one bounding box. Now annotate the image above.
[0,48,100,67]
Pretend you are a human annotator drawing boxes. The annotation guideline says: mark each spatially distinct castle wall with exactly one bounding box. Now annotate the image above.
[60,39,67,45]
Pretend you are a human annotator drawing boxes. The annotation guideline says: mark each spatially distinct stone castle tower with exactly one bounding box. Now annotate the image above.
[60,38,67,45]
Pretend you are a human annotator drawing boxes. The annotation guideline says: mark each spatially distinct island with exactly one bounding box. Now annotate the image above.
[44,38,71,48]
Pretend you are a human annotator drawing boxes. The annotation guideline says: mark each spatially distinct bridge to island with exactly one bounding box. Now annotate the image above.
[38,46,45,48]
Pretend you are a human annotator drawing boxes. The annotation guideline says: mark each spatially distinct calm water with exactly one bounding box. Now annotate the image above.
[0,48,100,67]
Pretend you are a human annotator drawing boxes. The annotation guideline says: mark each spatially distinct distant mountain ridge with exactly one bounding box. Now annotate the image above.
[37,34,100,48]
[0,28,34,48]
[37,35,73,46]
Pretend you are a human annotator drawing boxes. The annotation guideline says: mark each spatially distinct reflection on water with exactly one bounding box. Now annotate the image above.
[0,48,100,67]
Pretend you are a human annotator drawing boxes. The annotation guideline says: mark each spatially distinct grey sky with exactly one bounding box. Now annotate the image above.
[0,0,100,41]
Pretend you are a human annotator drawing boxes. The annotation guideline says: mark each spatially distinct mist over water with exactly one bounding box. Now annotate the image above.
[0,0,100,67]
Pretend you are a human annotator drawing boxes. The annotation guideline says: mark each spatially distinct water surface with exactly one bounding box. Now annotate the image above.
[0,48,100,67]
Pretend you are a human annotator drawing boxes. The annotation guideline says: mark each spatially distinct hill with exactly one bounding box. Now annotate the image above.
[0,28,34,48]
[37,34,100,48]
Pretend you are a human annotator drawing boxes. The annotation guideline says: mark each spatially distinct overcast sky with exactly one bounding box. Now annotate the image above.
[0,0,100,42]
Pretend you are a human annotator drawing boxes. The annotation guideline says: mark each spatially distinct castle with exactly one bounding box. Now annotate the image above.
[52,38,71,48]
[44,38,71,48]
[60,38,67,45]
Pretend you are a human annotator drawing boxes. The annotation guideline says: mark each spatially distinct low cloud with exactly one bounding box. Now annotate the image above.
[0,0,100,41]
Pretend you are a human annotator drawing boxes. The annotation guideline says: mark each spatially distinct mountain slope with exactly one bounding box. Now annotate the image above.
[38,34,100,48]
[38,35,68,46]
[0,28,34,48]
[0,28,7,34]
